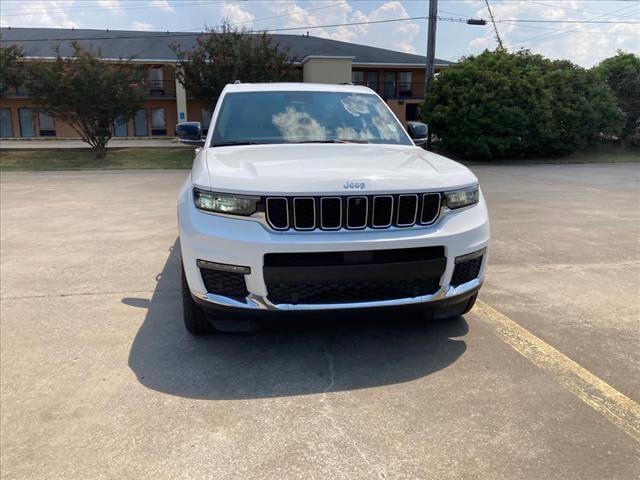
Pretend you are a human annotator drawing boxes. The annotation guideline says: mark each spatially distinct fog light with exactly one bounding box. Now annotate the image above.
[197,260,251,274]
[454,248,486,264]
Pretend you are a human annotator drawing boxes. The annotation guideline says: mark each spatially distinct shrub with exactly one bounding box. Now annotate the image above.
[593,51,640,143]
[422,50,623,159]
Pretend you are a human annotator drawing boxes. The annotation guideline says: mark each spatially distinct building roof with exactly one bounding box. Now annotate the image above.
[0,27,453,67]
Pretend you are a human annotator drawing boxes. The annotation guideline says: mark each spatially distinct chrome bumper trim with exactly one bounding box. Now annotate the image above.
[198,278,482,311]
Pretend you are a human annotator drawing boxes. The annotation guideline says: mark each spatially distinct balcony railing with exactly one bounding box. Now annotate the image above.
[2,80,177,99]
[143,79,176,98]
[3,86,30,98]
[353,81,425,100]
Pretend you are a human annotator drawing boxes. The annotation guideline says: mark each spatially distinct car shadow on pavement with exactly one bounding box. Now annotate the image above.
[127,240,469,400]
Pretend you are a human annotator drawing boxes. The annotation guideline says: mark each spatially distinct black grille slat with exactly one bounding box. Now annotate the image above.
[265,246,445,267]
[267,278,441,305]
[347,197,368,229]
[420,193,441,224]
[200,269,248,300]
[321,197,342,230]
[451,256,483,287]
[293,198,316,230]
[397,195,418,226]
[372,196,393,228]
[266,198,288,230]
[265,192,441,231]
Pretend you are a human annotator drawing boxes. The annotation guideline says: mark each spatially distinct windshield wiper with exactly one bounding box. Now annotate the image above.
[212,140,262,147]
[289,139,369,144]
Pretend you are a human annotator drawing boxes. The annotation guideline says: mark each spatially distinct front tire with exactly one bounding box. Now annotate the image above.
[181,262,213,335]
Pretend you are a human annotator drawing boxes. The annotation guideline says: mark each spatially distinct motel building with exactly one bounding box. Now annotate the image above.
[0,27,452,140]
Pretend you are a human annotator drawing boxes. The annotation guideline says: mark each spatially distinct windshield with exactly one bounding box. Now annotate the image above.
[210,91,412,147]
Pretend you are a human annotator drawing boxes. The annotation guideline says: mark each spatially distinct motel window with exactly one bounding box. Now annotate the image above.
[383,72,395,98]
[149,67,164,95]
[0,109,13,138]
[151,108,166,136]
[366,71,378,93]
[406,103,420,122]
[38,112,56,137]
[351,71,364,85]
[398,72,413,97]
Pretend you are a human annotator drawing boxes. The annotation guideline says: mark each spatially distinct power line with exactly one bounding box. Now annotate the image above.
[0,16,469,43]
[513,22,640,36]
[525,1,607,15]
[201,2,348,30]
[0,0,344,19]
[0,0,224,16]
[500,18,638,24]
[1,1,347,35]
[263,16,470,33]
[511,3,639,47]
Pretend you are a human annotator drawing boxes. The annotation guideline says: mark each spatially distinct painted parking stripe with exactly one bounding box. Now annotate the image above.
[474,301,640,444]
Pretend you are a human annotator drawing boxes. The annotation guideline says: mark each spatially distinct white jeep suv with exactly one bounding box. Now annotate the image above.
[177,83,489,334]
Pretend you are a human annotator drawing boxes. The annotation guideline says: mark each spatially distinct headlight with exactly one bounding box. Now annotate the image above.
[193,188,259,216]
[444,186,479,209]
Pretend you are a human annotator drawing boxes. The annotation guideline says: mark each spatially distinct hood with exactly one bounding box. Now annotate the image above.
[200,144,477,195]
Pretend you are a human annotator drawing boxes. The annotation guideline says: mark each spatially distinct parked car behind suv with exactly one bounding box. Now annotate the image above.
[177,83,489,333]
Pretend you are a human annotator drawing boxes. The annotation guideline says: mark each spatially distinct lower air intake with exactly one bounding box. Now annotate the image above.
[267,277,441,305]
[451,255,483,287]
[200,268,248,300]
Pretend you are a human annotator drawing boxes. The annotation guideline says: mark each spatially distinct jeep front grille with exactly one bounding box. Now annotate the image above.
[265,193,441,231]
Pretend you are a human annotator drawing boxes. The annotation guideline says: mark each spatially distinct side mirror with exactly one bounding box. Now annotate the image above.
[176,122,204,146]
[407,121,428,147]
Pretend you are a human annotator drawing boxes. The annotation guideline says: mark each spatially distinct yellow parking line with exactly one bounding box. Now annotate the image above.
[474,301,640,444]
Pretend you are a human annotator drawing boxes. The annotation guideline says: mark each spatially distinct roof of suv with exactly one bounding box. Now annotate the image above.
[222,83,375,94]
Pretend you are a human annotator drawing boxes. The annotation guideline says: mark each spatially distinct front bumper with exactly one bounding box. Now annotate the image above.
[178,187,490,311]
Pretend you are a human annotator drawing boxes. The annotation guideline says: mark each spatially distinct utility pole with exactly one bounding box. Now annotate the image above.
[484,0,504,50]
[424,0,438,99]
[424,0,438,149]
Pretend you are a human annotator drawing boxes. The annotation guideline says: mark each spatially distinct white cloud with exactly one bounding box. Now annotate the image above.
[0,0,78,29]
[97,0,122,13]
[357,1,422,53]
[150,0,174,12]
[132,21,154,31]
[220,1,255,26]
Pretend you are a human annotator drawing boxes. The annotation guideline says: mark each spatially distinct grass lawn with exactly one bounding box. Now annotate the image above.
[0,147,196,171]
[1,145,638,172]
[444,145,640,165]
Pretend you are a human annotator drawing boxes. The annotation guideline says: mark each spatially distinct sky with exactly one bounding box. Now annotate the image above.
[0,0,638,66]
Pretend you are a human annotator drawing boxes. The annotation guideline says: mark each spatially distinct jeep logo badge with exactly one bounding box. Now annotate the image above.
[343,181,366,190]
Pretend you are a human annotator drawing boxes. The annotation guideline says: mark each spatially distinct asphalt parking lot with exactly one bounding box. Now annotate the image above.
[1,163,639,479]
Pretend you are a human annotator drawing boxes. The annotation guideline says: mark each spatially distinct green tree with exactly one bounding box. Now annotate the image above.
[26,43,146,158]
[594,51,640,142]
[544,60,623,152]
[172,23,299,106]
[0,41,24,98]
[422,50,623,159]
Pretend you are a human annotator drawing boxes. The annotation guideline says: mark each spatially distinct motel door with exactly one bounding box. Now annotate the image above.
[134,109,148,136]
